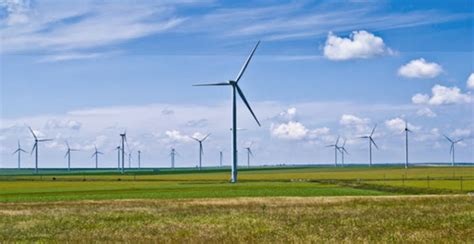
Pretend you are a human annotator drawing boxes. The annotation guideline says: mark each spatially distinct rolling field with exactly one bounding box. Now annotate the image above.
[1,165,473,242]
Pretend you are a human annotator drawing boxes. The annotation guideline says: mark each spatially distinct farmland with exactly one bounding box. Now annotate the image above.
[0,165,473,242]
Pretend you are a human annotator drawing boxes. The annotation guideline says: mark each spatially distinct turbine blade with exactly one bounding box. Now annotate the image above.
[235,41,260,82]
[359,136,369,139]
[454,138,463,143]
[38,139,53,142]
[236,85,261,126]
[371,138,379,150]
[443,134,453,143]
[28,126,38,140]
[20,149,27,153]
[202,133,211,141]
[30,143,37,155]
[12,149,20,154]
[370,124,377,137]
[342,139,347,147]
[343,148,349,154]
[193,82,230,86]
[335,136,340,146]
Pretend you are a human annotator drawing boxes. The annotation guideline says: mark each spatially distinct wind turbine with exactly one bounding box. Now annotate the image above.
[91,145,103,169]
[360,124,379,167]
[28,126,53,174]
[326,136,340,167]
[115,146,121,170]
[170,148,178,169]
[194,41,261,183]
[443,135,463,166]
[191,134,210,170]
[219,151,223,167]
[128,151,132,168]
[403,120,412,169]
[64,141,79,171]
[12,140,27,169]
[337,138,349,167]
[119,131,127,174]
[137,150,141,169]
[244,143,253,167]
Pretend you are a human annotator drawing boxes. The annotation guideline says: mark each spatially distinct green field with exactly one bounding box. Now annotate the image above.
[1,165,473,242]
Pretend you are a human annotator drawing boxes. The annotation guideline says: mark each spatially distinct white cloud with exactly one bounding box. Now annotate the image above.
[165,130,192,143]
[0,0,31,26]
[277,107,297,121]
[323,30,393,61]
[384,117,420,132]
[450,128,471,138]
[270,122,308,140]
[412,85,472,105]
[398,58,443,79]
[467,73,474,89]
[416,107,437,118]
[45,119,82,130]
[339,114,370,133]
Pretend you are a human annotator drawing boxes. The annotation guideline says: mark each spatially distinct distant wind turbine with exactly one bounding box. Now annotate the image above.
[12,140,27,169]
[128,152,132,168]
[219,151,223,167]
[119,131,127,174]
[170,148,178,169]
[28,126,53,174]
[326,136,340,167]
[194,41,261,183]
[403,120,412,169]
[191,134,210,170]
[64,141,79,171]
[115,146,121,170]
[244,143,254,167]
[91,145,103,169]
[360,124,379,167]
[443,135,463,167]
[137,150,141,169]
[337,138,349,167]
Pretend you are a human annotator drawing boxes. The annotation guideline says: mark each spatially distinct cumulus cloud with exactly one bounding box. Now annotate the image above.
[165,130,191,143]
[339,114,370,133]
[412,85,472,105]
[45,119,82,130]
[0,0,31,26]
[467,73,474,89]
[323,30,393,61]
[384,117,420,132]
[270,122,308,140]
[416,107,437,118]
[450,128,471,138]
[398,58,443,79]
[276,107,298,121]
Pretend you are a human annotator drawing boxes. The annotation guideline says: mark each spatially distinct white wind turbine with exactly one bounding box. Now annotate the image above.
[443,135,463,167]
[243,142,254,168]
[28,126,53,174]
[194,41,261,183]
[360,124,379,167]
[337,138,349,167]
[191,134,210,170]
[326,136,340,167]
[12,140,27,169]
[91,145,103,169]
[64,141,79,171]
[403,120,412,169]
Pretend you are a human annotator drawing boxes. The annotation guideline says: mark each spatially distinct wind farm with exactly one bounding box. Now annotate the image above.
[1,1,473,242]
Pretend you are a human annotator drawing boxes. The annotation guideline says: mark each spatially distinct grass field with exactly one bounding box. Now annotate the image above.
[1,165,473,242]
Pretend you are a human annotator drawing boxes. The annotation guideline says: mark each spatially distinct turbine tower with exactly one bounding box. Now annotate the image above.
[115,146,121,170]
[194,41,261,183]
[137,150,141,169]
[326,136,340,167]
[12,140,27,169]
[403,120,412,169]
[64,141,79,171]
[443,135,463,167]
[244,143,253,167]
[91,145,103,169]
[337,138,349,167]
[119,131,127,174]
[191,134,210,170]
[219,151,223,167]
[28,126,53,174]
[170,148,177,169]
[360,124,379,167]
[128,151,132,168]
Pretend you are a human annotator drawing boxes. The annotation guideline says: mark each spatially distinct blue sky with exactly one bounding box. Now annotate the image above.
[1,0,473,168]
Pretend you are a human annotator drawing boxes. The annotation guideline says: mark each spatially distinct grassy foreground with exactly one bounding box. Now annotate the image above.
[1,195,472,242]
